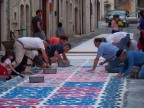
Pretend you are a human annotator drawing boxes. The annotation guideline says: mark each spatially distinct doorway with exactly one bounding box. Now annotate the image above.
[75,7,79,34]
[20,4,25,36]
[26,5,30,36]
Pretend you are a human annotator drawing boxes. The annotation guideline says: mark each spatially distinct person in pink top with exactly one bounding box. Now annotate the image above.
[1,50,24,78]
[111,15,119,34]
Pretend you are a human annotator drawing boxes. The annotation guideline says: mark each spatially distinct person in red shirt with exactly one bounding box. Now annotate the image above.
[49,36,68,45]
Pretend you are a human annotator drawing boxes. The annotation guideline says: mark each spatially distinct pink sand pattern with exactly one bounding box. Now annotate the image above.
[0,98,43,106]
[69,68,108,82]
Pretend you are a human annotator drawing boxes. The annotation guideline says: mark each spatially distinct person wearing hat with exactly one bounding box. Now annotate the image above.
[116,49,144,78]
[88,38,121,73]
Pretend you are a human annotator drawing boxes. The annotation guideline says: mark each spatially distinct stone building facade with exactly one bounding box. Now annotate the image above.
[43,0,98,38]
[114,0,136,12]
[0,0,7,49]
[99,0,114,20]
[0,0,98,49]
[0,0,39,50]
[99,0,136,21]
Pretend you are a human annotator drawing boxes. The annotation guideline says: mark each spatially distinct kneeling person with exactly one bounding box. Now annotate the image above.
[46,43,71,65]
[14,37,51,72]
[116,50,144,78]
[88,38,121,73]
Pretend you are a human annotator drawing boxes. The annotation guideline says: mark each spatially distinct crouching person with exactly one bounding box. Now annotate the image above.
[46,43,71,65]
[14,37,51,73]
[0,50,24,79]
[116,50,144,78]
[101,32,130,50]
[88,38,121,73]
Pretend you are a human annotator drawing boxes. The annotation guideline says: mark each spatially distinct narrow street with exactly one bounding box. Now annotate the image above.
[68,21,144,108]
[0,21,144,107]
[0,0,144,107]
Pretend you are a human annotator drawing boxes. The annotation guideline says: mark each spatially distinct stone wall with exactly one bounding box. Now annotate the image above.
[8,0,39,38]
[1,0,98,45]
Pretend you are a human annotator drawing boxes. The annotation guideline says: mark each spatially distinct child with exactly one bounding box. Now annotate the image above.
[1,50,24,78]
[56,22,65,37]
[111,15,119,34]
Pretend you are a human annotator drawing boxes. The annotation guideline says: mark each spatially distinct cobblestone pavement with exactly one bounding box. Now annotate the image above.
[69,21,144,108]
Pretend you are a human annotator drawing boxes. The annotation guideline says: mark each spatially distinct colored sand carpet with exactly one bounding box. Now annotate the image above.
[0,59,126,108]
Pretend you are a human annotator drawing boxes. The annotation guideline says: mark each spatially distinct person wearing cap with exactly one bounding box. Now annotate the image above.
[101,32,130,50]
[87,38,121,73]
[14,37,51,71]
[116,49,144,78]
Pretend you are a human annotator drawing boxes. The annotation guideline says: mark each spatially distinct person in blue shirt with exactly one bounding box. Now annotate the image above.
[46,43,71,65]
[88,38,121,73]
[116,49,144,78]
[56,22,65,38]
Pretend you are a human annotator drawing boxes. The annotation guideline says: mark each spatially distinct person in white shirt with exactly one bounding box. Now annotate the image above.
[101,32,130,50]
[14,37,51,69]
